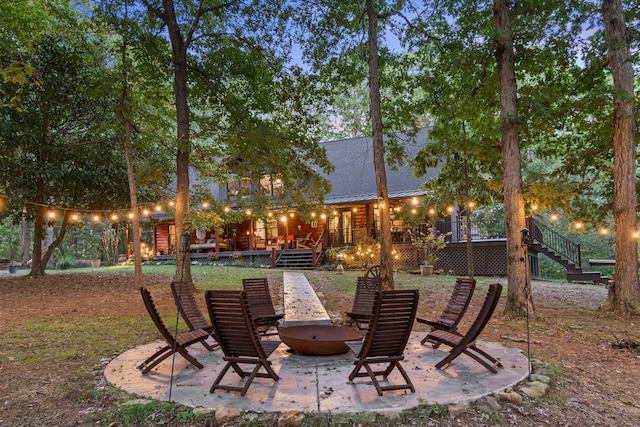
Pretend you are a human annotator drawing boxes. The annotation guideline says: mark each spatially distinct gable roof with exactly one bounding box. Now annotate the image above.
[320,127,438,205]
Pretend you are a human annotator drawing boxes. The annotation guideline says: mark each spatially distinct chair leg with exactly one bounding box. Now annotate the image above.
[210,362,234,393]
[363,363,384,396]
[138,346,175,374]
[176,347,204,370]
[393,361,415,393]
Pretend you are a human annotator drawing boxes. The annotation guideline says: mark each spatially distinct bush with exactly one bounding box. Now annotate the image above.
[56,255,77,270]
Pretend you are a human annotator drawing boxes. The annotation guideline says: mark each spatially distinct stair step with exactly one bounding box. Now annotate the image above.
[566,271,606,284]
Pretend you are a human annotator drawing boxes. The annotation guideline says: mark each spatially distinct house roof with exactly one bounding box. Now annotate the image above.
[171,127,438,209]
[320,127,438,205]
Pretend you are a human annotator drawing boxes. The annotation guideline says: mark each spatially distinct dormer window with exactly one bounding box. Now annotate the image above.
[260,175,284,196]
[227,177,251,196]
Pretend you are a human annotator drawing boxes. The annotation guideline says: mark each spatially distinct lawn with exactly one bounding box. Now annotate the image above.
[0,265,639,426]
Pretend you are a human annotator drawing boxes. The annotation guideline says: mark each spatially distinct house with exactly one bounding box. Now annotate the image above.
[149,127,602,281]
[151,127,440,265]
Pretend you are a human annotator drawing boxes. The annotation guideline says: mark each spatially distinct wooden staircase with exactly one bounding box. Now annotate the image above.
[275,249,317,269]
[531,221,609,285]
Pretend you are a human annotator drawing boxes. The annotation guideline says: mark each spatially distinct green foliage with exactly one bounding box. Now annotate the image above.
[55,255,76,270]
[338,235,382,270]
[413,225,450,266]
[0,218,20,260]
[183,209,223,233]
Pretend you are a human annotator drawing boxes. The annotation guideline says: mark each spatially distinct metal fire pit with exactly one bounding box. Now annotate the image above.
[278,325,364,356]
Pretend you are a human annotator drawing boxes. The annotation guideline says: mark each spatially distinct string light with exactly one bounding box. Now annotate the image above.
[0,192,622,239]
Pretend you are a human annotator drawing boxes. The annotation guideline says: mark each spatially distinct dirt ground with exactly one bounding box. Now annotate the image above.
[1,270,640,426]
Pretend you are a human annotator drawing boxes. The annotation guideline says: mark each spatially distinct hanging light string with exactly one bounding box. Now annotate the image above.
[0,193,626,235]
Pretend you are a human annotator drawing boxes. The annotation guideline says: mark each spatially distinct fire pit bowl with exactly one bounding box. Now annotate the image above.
[278,325,364,356]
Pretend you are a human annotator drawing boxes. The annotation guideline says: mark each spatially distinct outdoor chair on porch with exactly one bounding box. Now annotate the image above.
[346,289,419,396]
[295,232,313,248]
[429,283,504,373]
[205,290,281,396]
[170,281,218,351]
[137,288,209,374]
[417,277,476,346]
[345,276,383,330]
[242,277,284,336]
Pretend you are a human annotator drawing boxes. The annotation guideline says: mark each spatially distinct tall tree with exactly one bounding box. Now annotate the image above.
[140,0,194,283]
[294,0,428,289]
[0,17,130,275]
[365,0,394,289]
[602,0,639,314]
[128,1,332,285]
[493,0,531,316]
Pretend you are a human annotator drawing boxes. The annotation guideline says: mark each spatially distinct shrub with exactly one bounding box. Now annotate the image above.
[56,255,76,270]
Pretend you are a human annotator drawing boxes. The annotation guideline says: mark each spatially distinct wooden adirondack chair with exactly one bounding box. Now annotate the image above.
[345,276,383,330]
[242,277,284,336]
[137,288,209,374]
[346,289,419,396]
[170,281,218,350]
[417,277,476,346]
[205,290,281,396]
[430,283,504,373]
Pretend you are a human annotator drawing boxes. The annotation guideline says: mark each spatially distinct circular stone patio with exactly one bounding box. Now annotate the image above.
[104,332,529,414]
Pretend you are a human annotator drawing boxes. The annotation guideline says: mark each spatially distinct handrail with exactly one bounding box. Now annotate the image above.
[530,219,581,267]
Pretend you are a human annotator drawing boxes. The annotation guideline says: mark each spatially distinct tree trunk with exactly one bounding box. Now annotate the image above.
[30,205,46,276]
[119,3,144,289]
[366,0,394,290]
[493,0,533,317]
[30,207,70,276]
[462,150,474,278]
[20,208,30,265]
[465,210,474,278]
[164,0,192,284]
[603,0,640,315]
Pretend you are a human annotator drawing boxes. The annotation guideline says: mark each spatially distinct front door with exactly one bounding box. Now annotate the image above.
[329,210,353,245]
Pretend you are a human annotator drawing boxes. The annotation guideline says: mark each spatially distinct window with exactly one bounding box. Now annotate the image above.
[227,177,251,196]
[259,175,284,196]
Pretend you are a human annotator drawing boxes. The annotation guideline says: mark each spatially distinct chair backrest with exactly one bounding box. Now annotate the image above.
[299,232,311,240]
[242,277,277,318]
[459,283,502,346]
[140,287,176,345]
[359,289,419,358]
[351,276,383,314]
[170,281,211,331]
[204,290,266,358]
[438,277,476,329]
